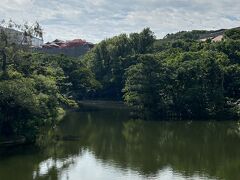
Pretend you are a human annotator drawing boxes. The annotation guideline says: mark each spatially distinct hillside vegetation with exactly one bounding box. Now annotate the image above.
[1,24,240,141]
[83,27,240,120]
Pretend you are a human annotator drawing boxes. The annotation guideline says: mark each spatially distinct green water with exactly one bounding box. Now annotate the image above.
[1,103,240,180]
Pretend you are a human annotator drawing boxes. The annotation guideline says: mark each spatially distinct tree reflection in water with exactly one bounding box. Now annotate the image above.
[56,108,240,180]
[1,105,240,180]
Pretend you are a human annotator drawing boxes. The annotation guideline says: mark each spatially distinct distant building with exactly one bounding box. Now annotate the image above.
[31,36,44,47]
[0,26,93,57]
[39,39,94,57]
[212,35,224,42]
[0,26,43,48]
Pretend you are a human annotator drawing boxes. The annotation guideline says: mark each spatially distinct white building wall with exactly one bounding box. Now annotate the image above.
[0,26,43,48]
[31,37,43,47]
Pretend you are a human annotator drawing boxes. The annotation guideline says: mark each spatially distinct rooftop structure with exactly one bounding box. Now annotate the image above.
[42,39,93,49]
[39,39,94,57]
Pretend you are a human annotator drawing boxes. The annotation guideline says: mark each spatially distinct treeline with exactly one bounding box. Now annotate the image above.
[1,22,240,140]
[0,21,99,140]
[0,52,100,139]
[82,28,155,99]
[83,28,240,120]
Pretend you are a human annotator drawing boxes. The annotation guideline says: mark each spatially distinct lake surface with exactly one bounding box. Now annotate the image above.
[1,102,240,180]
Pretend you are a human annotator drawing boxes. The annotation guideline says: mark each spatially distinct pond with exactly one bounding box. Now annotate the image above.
[0,102,240,180]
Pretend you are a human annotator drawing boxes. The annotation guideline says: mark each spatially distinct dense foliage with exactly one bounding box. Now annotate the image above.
[1,23,240,141]
[0,52,100,140]
[83,28,155,99]
[84,28,240,120]
[0,21,99,139]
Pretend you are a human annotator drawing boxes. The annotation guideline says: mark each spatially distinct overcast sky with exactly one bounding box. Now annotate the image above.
[1,0,239,43]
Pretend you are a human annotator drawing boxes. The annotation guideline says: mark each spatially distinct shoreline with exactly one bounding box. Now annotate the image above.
[0,136,26,148]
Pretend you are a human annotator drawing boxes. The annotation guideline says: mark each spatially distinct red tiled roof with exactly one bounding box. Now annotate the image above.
[43,39,89,49]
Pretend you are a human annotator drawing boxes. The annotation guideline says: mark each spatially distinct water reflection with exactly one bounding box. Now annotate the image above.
[1,106,240,180]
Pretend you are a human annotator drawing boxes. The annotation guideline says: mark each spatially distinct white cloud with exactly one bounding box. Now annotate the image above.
[0,0,239,43]
[0,0,33,10]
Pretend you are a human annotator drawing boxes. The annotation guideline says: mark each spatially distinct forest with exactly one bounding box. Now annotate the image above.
[0,21,240,141]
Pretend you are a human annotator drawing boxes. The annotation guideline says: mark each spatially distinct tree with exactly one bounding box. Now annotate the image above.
[224,28,240,40]
[0,20,43,75]
[0,53,64,139]
[83,28,156,100]
[123,55,163,119]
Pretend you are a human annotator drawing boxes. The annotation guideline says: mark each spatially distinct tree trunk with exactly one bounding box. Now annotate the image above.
[1,49,7,72]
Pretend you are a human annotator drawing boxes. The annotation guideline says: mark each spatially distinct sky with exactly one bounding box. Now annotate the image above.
[0,0,239,43]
